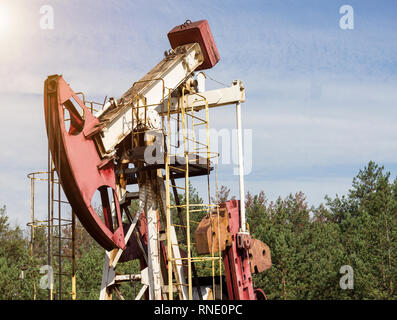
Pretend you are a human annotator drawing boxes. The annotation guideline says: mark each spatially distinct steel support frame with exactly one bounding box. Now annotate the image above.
[222,200,256,300]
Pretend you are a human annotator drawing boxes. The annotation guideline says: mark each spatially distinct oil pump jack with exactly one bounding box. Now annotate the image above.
[44,19,271,300]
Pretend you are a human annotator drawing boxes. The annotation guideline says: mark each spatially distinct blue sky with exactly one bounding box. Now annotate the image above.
[1,0,397,227]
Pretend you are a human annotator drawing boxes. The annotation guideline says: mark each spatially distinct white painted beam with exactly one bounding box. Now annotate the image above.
[96,43,204,156]
[155,80,245,115]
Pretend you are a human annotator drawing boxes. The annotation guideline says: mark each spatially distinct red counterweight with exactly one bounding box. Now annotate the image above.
[168,19,220,71]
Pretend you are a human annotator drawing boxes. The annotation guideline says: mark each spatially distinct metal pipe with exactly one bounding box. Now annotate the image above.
[165,90,173,300]
[58,129,62,300]
[47,97,52,300]
[71,211,76,300]
[50,162,54,299]
[30,177,34,258]
[181,88,192,299]
[235,102,246,232]
[30,175,36,300]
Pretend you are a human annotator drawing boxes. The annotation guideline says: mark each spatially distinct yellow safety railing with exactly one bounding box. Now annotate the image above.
[164,86,222,300]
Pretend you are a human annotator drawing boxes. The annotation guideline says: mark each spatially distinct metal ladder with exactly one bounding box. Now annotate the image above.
[27,170,77,300]
[164,88,223,300]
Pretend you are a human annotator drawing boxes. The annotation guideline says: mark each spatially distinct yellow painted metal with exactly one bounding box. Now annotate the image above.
[162,85,222,300]
[71,211,76,300]
[165,88,173,300]
[180,92,192,299]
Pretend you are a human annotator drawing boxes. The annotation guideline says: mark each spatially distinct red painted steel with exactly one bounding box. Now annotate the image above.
[44,75,126,250]
[222,200,256,300]
[168,19,220,71]
[119,213,148,262]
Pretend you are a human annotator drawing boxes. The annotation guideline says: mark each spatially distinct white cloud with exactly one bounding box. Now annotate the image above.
[1,0,397,227]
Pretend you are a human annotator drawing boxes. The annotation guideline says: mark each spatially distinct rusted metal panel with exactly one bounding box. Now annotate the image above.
[194,208,231,255]
[168,20,220,71]
[195,200,271,300]
[248,239,272,274]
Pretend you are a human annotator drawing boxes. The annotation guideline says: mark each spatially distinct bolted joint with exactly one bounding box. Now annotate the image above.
[237,232,252,250]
